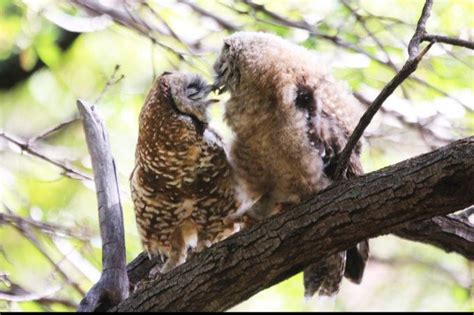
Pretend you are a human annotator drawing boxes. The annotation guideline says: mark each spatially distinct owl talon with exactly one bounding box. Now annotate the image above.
[149,265,163,279]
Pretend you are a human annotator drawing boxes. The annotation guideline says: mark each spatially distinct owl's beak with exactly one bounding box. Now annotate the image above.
[210,84,224,95]
[212,60,228,94]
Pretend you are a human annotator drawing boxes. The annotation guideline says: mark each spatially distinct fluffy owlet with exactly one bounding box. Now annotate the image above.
[213,31,369,297]
[130,72,241,273]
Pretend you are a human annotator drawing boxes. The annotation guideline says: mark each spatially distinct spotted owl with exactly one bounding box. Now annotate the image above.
[213,31,369,297]
[130,72,241,273]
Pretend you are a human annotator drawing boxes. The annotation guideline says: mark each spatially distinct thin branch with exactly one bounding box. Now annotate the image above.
[422,34,474,50]
[0,132,92,181]
[0,211,92,241]
[238,0,471,113]
[28,116,80,143]
[334,42,434,178]
[177,0,238,31]
[93,64,124,104]
[340,0,399,70]
[3,205,86,296]
[0,273,77,309]
[407,0,433,59]
[353,92,452,146]
[72,0,188,60]
[334,0,435,179]
[142,2,183,42]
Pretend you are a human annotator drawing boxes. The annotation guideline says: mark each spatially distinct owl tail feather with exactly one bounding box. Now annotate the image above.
[344,240,369,284]
[303,240,369,298]
[303,251,346,298]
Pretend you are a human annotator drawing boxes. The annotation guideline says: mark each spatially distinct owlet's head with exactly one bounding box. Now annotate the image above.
[159,71,215,123]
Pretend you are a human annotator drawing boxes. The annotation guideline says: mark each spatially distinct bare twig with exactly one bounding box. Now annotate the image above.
[0,132,92,181]
[407,0,433,59]
[0,273,77,309]
[334,0,435,179]
[0,211,92,241]
[28,116,80,143]
[422,34,474,50]
[3,205,86,296]
[178,0,238,31]
[340,0,398,69]
[76,100,129,312]
[72,0,187,60]
[239,0,471,113]
[94,64,124,104]
[353,92,452,146]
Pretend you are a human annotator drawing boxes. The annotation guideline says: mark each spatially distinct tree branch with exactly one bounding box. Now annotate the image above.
[407,0,433,59]
[72,0,188,59]
[394,212,474,259]
[177,0,238,31]
[125,207,474,293]
[76,100,129,312]
[2,205,86,297]
[334,0,435,179]
[422,34,474,50]
[0,272,77,309]
[0,211,91,241]
[112,136,473,312]
[0,132,92,181]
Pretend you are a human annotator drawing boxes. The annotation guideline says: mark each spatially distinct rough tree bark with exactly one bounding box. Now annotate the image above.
[111,136,473,312]
[395,213,473,260]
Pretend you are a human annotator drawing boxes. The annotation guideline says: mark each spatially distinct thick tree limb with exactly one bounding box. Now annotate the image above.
[112,137,473,312]
[395,212,474,259]
[76,100,129,312]
[125,210,474,292]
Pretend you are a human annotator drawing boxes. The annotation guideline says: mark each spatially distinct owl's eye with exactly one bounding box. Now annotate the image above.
[295,85,313,110]
[187,87,200,99]
[187,76,209,100]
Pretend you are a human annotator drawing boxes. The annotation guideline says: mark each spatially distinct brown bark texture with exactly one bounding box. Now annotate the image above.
[112,136,473,312]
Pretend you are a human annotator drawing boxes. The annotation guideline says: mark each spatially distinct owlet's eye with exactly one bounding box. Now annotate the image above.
[186,76,208,100]
[295,85,313,109]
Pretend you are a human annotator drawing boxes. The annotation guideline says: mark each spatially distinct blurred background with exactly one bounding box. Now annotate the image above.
[0,0,473,311]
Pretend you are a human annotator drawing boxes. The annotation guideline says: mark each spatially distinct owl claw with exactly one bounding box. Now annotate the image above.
[223,213,255,229]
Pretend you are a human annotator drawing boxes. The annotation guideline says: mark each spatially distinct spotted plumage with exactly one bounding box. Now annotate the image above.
[213,31,369,297]
[130,72,241,273]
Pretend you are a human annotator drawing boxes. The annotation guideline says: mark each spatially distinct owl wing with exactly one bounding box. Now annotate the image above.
[304,111,369,297]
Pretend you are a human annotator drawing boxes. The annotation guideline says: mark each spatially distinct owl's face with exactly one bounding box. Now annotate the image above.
[159,71,214,123]
[213,32,328,152]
